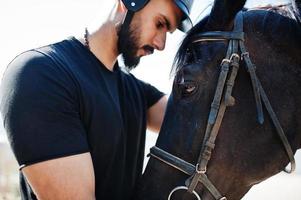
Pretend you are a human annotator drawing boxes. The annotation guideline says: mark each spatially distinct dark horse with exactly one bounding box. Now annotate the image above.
[134,0,301,199]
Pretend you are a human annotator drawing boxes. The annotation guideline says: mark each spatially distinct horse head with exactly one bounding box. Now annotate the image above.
[134,0,301,199]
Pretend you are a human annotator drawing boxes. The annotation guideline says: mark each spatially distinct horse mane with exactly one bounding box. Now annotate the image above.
[172,3,301,76]
[250,3,300,21]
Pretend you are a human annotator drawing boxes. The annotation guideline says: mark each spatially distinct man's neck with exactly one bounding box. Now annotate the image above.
[80,1,126,71]
[78,2,126,71]
[87,22,119,71]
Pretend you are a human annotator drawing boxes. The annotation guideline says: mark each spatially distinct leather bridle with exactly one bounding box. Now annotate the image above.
[148,11,296,200]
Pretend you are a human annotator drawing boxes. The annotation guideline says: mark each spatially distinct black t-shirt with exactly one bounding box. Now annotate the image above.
[0,37,164,199]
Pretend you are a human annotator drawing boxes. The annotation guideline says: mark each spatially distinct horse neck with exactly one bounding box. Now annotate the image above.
[243,9,301,150]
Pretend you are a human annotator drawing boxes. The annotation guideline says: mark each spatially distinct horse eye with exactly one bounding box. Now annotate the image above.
[185,84,196,93]
[179,82,197,96]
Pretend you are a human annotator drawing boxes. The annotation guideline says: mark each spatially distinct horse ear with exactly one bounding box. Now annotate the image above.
[292,0,301,22]
[206,0,247,30]
[293,0,301,9]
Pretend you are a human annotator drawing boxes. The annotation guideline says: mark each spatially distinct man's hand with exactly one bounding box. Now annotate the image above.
[22,152,95,200]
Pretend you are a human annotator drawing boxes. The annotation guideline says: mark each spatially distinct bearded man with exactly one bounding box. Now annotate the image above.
[0,0,193,199]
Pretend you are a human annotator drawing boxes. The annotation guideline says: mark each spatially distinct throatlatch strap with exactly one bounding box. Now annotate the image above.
[257,79,296,173]
[239,41,264,124]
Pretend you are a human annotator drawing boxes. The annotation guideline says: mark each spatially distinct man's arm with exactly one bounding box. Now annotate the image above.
[22,152,95,200]
[0,52,95,199]
[147,95,168,133]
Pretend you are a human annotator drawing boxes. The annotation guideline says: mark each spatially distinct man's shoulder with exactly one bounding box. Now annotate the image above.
[5,49,55,81]
[9,37,78,67]
[6,38,82,77]
[3,42,77,91]
[2,44,78,110]
[10,49,52,66]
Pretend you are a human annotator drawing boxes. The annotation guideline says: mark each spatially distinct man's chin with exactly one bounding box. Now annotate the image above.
[122,55,141,71]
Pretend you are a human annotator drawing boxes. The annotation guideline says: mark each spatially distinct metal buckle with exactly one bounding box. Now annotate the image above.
[196,163,206,174]
[230,53,240,61]
[241,52,249,60]
[168,186,201,200]
[221,59,231,66]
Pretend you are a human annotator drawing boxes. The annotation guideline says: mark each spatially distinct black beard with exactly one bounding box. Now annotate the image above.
[117,22,141,71]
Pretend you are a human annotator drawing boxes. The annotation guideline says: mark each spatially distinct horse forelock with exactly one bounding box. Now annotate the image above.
[171,16,209,76]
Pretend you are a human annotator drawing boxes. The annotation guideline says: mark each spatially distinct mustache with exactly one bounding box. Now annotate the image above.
[143,45,154,54]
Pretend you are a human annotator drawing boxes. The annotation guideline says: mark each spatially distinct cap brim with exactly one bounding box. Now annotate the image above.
[174,0,193,32]
[178,17,193,32]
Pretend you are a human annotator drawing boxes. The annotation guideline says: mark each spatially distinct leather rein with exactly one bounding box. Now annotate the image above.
[148,11,296,200]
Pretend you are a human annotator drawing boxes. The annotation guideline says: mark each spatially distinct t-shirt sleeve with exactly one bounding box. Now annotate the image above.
[0,50,89,169]
[138,79,165,109]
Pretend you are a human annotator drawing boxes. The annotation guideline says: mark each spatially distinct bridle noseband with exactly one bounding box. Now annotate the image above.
[148,11,296,200]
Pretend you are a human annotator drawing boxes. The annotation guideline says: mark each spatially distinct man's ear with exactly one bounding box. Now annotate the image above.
[118,0,127,13]
[206,0,246,30]
[114,0,128,29]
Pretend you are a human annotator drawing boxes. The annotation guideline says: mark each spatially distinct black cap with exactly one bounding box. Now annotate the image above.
[122,0,194,32]
[174,0,193,32]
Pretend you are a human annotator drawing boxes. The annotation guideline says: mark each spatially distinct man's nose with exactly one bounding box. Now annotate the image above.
[153,32,167,51]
